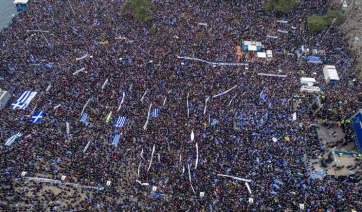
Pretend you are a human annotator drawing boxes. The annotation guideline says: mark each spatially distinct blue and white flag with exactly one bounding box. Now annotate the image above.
[79,113,89,126]
[5,132,23,146]
[30,55,35,63]
[10,91,38,109]
[152,108,159,118]
[112,134,121,146]
[29,111,44,123]
[307,56,320,61]
[211,119,218,126]
[115,116,127,127]
[259,91,267,101]
[46,63,54,68]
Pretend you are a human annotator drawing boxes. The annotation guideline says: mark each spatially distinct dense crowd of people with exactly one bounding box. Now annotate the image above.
[0,0,361,211]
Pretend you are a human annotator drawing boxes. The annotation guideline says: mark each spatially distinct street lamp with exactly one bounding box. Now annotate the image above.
[321,18,336,42]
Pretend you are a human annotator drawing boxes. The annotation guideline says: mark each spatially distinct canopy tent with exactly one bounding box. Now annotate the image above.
[266,50,273,61]
[13,0,29,4]
[323,65,339,84]
[257,52,266,58]
[243,41,263,52]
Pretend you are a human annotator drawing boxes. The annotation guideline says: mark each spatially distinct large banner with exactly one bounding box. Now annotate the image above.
[352,112,362,153]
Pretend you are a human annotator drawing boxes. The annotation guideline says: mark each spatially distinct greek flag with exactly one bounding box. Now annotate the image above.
[112,134,121,146]
[10,91,38,109]
[29,111,44,123]
[211,119,218,126]
[259,91,267,101]
[152,108,159,118]
[5,132,23,146]
[79,113,89,126]
[115,116,127,127]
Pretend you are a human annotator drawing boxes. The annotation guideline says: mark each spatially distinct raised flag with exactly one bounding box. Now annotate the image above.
[259,91,267,101]
[112,134,121,146]
[115,116,127,127]
[152,108,159,118]
[211,119,218,126]
[79,113,89,126]
[5,132,23,146]
[10,91,37,109]
[29,111,44,123]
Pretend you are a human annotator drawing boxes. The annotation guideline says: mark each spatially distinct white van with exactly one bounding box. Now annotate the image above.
[300,85,321,93]
[300,77,316,86]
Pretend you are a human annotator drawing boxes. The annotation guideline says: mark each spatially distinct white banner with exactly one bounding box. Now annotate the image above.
[212,85,237,98]
[178,56,248,66]
[143,103,153,130]
[277,29,288,34]
[83,141,90,153]
[76,52,89,61]
[147,144,155,172]
[73,67,85,75]
[101,78,108,90]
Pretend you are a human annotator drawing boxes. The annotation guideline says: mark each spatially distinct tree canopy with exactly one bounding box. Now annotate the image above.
[264,0,297,12]
[307,15,327,32]
[121,0,155,21]
[324,10,344,25]
[307,10,344,32]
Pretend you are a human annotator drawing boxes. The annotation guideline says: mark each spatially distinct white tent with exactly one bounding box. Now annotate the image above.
[257,52,266,58]
[13,0,29,4]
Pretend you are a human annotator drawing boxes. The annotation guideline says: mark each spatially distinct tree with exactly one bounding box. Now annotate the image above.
[323,10,344,25]
[264,0,297,12]
[121,0,155,21]
[307,15,326,32]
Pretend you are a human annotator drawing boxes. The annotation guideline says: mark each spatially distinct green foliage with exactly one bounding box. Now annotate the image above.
[150,26,156,35]
[198,30,205,39]
[307,10,344,32]
[307,15,326,32]
[264,0,297,12]
[121,0,155,21]
[323,10,344,25]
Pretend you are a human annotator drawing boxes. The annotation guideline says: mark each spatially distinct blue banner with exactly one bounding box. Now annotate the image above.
[353,113,362,153]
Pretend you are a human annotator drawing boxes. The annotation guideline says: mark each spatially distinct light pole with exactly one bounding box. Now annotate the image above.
[321,18,336,42]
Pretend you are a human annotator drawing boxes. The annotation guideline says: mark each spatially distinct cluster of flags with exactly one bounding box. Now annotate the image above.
[10,91,37,109]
